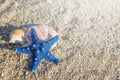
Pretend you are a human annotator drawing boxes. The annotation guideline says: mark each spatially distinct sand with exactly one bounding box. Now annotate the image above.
[0,0,120,80]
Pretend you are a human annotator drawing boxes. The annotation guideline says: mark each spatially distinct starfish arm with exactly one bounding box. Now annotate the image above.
[15,46,32,56]
[31,52,42,72]
[45,35,59,48]
[30,28,42,43]
[45,51,60,65]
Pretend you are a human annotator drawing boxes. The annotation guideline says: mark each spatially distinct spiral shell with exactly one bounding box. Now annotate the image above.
[9,25,58,46]
[9,29,25,44]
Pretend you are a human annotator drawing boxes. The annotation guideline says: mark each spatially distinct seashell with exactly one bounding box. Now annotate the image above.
[9,25,58,47]
[9,29,25,45]
[25,25,49,44]
[25,25,58,44]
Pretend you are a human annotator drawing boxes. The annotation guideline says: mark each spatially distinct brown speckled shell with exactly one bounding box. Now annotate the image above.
[9,29,25,44]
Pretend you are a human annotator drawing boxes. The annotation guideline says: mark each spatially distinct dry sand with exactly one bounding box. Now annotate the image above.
[0,0,120,80]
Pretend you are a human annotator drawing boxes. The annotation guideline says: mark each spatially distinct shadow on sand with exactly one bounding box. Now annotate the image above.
[0,23,20,50]
[0,23,37,50]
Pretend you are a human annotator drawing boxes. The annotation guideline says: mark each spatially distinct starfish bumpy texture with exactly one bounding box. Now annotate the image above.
[15,28,60,72]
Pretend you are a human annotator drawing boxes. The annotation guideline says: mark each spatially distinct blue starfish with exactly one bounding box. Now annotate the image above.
[15,28,60,72]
